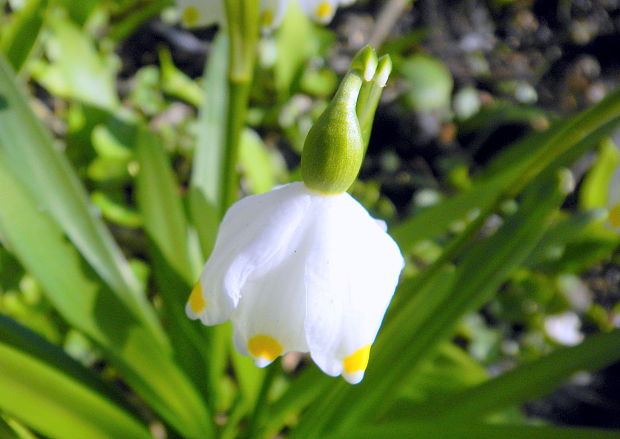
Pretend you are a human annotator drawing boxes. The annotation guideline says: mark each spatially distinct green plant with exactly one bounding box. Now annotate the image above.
[1,1,619,438]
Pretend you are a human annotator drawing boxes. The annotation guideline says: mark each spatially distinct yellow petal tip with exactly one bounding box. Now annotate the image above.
[188,282,206,314]
[248,335,282,365]
[343,345,371,374]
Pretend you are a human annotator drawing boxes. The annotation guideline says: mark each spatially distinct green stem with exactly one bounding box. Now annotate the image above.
[246,364,279,439]
[220,78,251,215]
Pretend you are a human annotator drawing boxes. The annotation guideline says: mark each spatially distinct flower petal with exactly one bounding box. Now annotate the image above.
[299,0,339,24]
[177,0,225,28]
[231,225,313,365]
[187,183,312,326]
[304,193,404,383]
[260,0,288,32]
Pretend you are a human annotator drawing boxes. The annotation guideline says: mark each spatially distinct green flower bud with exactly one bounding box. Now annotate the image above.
[374,55,392,88]
[301,71,364,194]
[349,45,378,81]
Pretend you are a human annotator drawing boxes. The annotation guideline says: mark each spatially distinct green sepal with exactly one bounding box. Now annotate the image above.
[301,72,364,194]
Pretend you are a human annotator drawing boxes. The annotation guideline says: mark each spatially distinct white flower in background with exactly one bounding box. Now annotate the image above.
[607,166,620,231]
[177,0,225,28]
[177,0,356,30]
[186,182,404,384]
[544,312,583,346]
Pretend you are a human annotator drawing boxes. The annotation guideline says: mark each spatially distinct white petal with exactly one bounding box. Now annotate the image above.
[260,0,288,32]
[176,0,225,28]
[187,183,312,326]
[299,0,339,24]
[304,193,404,383]
[231,225,312,365]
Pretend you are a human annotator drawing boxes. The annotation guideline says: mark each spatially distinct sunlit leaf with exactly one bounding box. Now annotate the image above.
[0,0,48,72]
[0,159,213,438]
[0,315,151,439]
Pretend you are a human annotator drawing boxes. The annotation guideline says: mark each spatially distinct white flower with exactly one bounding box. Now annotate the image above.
[177,0,225,28]
[177,0,355,30]
[186,182,404,384]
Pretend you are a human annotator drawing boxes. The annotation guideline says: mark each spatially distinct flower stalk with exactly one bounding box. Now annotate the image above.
[221,0,260,213]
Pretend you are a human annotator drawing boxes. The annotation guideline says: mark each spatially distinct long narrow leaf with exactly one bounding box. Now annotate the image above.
[332,423,620,439]
[135,129,211,393]
[0,315,151,439]
[393,87,620,250]
[0,0,48,72]
[408,329,620,422]
[0,160,213,438]
[0,52,166,348]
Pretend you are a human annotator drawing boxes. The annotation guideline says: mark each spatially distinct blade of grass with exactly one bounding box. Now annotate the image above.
[190,31,228,229]
[134,129,213,399]
[188,31,233,411]
[0,0,48,72]
[393,86,620,250]
[0,416,19,439]
[0,52,166,349]
[0,160,214,438]
[407,329,620,422]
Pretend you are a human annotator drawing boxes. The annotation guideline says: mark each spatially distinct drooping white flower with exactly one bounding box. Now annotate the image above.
[186,182,404,384]
[176,0,356,30]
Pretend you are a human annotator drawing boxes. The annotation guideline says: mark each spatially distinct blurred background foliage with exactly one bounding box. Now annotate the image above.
[0,0,620,438]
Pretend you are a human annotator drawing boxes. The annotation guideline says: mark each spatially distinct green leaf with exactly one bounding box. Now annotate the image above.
[191,31,228,212]
[580,138,620,209]
[134,128,211,393]
[159,47,203,107]
[0,160,213,438]
[0,416,20,439]
[0,0,48,72]
[45,14,119,109]
[274,1,316,98]
[401,54,453,112]
[189,31,228,255]
[332,423,620,439]
[136,129,194,284]
[526,209,609,268]
[239,128,284,194]
[0,52,166,348]
[0,315,152,439]
[410,329,620,422]
[57,0,98,25]
[397,342,488,402]
[392,86,620,250]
